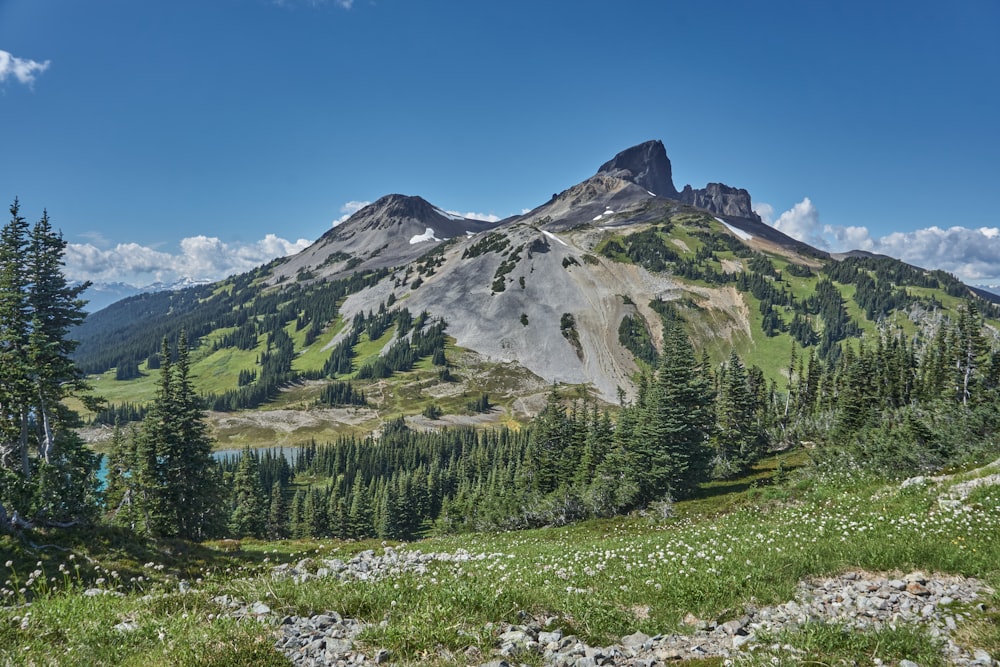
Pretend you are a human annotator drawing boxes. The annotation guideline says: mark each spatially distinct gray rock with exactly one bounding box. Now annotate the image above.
[973,649,994,665]
[620,631,651,649]
[538,630,563,646]
[720,617,748,635]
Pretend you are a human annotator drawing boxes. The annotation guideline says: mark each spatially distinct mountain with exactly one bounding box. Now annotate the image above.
[79,282,146,313]
[80,277,216,313]
[72,139,1000,445]
[271,194,499,282]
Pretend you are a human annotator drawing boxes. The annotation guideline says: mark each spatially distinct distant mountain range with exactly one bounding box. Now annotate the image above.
[79,277,216,312]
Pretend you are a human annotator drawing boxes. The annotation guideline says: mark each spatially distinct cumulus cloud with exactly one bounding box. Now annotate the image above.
[752,202,774,226]
[764,198,1000,284]
[446,210,501,223]
[869,226,1000,284]
[771,197,830,249]
[64,233,311,287]
[333,200,370,226]
[0,49,50,86]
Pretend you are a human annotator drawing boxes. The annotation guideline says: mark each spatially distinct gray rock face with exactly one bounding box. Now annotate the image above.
[679,182,760,220]
[272,193,497,283]
[597,140,679,198]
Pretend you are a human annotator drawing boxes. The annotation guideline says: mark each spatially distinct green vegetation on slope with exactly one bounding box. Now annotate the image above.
[3,452,998,666]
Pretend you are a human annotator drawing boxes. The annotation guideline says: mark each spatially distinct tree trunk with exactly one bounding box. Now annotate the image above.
[19,410,30,481]
[38,391,55,464]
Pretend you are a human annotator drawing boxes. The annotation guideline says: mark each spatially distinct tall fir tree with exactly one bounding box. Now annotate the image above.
[228,447,266,538]
[712,351,765,477]
[525,385,567,494]
[26,211,98,521]
[0,199,32,485]
[347,476,373,538]
[1,201,98,527]
[267,480,289,539]
[133,333,222,539]
[634,318,715,501]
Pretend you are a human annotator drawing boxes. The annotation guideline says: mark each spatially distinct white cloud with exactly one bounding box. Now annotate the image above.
[827,224,874,252]
[753,202,774,225]
[867,226,1000,284]
[446,210,501,223]
[333,200,370,226]
[0,49,50,87]
[771,197,829,249]
[765,198,1000,284]
[64,233,310,287]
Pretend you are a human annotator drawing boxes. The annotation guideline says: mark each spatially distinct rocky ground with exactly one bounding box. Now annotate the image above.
[207,547,996,667]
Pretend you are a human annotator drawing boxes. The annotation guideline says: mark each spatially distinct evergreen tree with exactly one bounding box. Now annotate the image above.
[306,488,328,537]
[104,423,139,528]
[26,211,97,521]
[0,199,31,483]
[134,333,222,539]
[347,476,373,538]
[0,201,98,527]
[267,481,288,540]
[634,319,715,502]
[327,492,347,539]
[229,447,266,538]
[525,386,567,494]
[712,351,765,477]
[834,344,877,439]
[289,490,306,538]
[954,303,987,405]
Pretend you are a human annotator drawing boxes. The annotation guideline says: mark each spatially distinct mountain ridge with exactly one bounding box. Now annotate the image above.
[72,139,1000,444]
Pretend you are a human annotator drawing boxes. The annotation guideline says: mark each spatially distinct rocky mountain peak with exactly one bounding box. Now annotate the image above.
[365,194,441,221]
[597,140,679,198]
[679,183,760,221]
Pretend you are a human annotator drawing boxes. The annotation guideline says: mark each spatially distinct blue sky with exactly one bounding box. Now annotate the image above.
[2,0,999,288]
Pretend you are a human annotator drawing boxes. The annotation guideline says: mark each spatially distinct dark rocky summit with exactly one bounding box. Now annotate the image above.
[598,140,760,220]
[679,182,760,221]
[597,140,679,198]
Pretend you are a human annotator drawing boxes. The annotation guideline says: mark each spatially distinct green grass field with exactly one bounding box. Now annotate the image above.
[3,451,998,666]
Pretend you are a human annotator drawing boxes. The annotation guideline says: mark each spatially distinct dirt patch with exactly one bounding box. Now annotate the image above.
[720,258,743,274]
[212,407,376,433]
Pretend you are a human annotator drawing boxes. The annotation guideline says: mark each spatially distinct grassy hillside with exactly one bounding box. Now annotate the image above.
[3,452,998,666]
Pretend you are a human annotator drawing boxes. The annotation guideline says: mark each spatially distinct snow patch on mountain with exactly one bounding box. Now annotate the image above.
[433,208,464,221]
[717,218,753,241]
[409,227,441,244]
[542,230,568,247]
